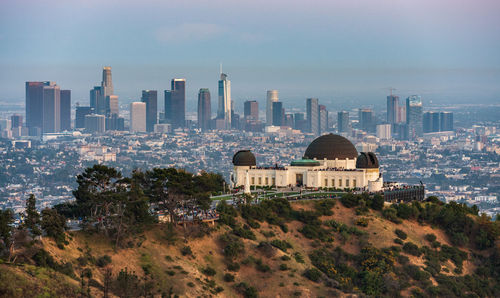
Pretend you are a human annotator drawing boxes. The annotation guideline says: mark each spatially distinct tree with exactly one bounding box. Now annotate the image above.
[0,209,14,257]
[41,208,67,246]
[24,194,41,237]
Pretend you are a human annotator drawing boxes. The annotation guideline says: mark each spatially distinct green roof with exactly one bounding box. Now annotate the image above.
[290,159,320,167]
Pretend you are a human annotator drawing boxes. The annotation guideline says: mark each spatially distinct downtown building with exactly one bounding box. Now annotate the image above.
[406,95,423,140]
[266,90,278,126]
[141,90,158,132]
[197,88,211,131]
[217,73,231,129]
[165,78,186,129]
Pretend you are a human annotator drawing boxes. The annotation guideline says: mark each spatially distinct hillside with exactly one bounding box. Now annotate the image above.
[1,197,499,297]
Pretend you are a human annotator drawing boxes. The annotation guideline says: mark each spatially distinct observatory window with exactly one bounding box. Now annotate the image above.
[272,178,276,185]
[258,177,262,185]
[353,179,356,187]
[251,177,255,184]
[332,179,335,187]
[265,177,269,185]
[346,179,350,187]
[324,179,328,187]
[338,179,342,187]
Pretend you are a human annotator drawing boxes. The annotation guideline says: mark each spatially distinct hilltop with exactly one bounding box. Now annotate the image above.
[1,196,499,297]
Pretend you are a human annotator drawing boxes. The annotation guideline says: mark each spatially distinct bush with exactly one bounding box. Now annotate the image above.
[236,282,258,298]
[255,259,271,273]
[96,255,112,267]
[397,255,410,265]
[424,233,437,242]
[270,239,293,252]
[394,238,404,245]
[404,265,431,281]
[299,224,333,242]
[202,266,216,276]
[227,262,240,271]
[314,199,336,216]
[383,208,402,224]
[355,217,369,227]
[403,242,421,256]
[233,225,256,240]
[370,194,385,210]
[294,252,305,263]
[394,229,407,240]
[220,233,245,259]
[281,255,291,261]
[340,193,359,208]
[257,241,276,258]
[224,273,235,282]
[394,203,419,219]
[279,263,289,271]
[180,246,192,256]
[303,268,322,282]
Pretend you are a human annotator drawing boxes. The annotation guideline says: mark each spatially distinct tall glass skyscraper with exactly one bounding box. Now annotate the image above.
[387,95,399,123]
[165,79,186,128]
[406,95,423,140]
[60,89,71,131]
[26,81,53,135]
[272,101,283,126]
[218,73,231,129]
[307,98,319,135]
[141,90,158,132]
[337,111,350,133]
[266,90,278,126]
[440,112,453,132]
[197,88,211,131]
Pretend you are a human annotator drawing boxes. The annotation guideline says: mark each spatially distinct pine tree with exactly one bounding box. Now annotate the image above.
[25,194,41,237]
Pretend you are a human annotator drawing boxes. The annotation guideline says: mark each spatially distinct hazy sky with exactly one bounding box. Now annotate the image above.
[1,0,499,111]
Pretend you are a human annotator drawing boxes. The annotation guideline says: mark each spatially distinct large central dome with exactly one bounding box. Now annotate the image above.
[304,133,358,160]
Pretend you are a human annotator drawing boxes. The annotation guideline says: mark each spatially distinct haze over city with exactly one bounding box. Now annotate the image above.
[1,0,500,108]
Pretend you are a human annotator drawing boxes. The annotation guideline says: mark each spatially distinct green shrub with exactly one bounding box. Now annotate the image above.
[236,282,258,298]
[403,242,421,256]
[261,230,275,238]
[180,246,192,256]
[233,225,256,240]
[394,229,407,240]
[294,252,305,263]
[340,193,359,208]
[227,262,240,271]
[279,263,289,271]
[303,268,322,282]
[281,255,291,261]
[355,217,369,227]
[424,233,437,242]
[96,255,112,267]
[202,266,216,276]
[224,273,235,282]
[370,194,385,210]
[314,199,336,215]
[405,265,431,281]
[383,208,402,224]
[394,238,404,245]
[397,254,410,265]
[270,239,293,252]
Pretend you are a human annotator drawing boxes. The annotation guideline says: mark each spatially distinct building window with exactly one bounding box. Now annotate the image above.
[265,177,269,185]
[272,178,276,185]
[353,179,357,188]
[339,179,342,187]
[324,179,328,187]
[346,179,350,187]
[251,177,255,184]
[258,177,262,185]
[332,179,335,187]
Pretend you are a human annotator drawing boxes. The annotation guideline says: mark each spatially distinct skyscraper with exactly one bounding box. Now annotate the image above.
[101,66,113,100]
[84,114,106,133]
[423,112,440,133]
[244,100,259,121]
[266,90,278,126]
[218,73,231,129]
[141,90,158,132]
[75,106,93,129]
[440,112,453,131]
[337,111,350,133]
[26,81,53,135]
[294,112,307,131]
[306,98,319,135]
[272,101,283,126]
[106,95,119,117]
[197,88,211,131]
[359,109,375,133]
[406,95,423,140]
[164,78,186,128]
[42,84,61,133]
[130,102,146,133]
[11,114,23,129]
[60,90,71,131]
[90,86,102,113]
[319,105,328,134]
[386,95,400,124]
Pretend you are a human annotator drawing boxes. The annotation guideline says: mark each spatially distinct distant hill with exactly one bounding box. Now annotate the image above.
[1,196,499,297]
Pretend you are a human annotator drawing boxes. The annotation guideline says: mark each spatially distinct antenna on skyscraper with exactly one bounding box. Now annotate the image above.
[220,63,222,75]
[388,87,396,96]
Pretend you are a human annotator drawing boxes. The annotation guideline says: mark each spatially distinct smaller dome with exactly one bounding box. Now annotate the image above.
[356,152,379,169]
[232,150,256,166]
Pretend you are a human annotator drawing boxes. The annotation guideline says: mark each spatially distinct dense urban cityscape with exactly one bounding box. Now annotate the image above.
[0,66,498,218]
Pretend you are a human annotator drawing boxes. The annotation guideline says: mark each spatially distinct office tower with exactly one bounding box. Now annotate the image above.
[231,112,240,130]
[294,112,306,131]
[75,106,94,128]
[319,105,328,134]
[284,114,294,128]
[306,98,319,135]
[42,84,61,133]
[359,109,375,133]
[26,81,54,134]
[106,95,119,117]
[423,112,440,133]
[140,90,158,132]
[266,90,278,126]
[376,124,392,139]
[101,66,113,100]
[0,119,11,131]
[244,100,259,120]
[406,95,423,139]
[84,114,106,133]
[60,90,71,131]
[440,112,453,131]
[89,86,102,112]
[272,101,283,126]
[387,95,399,124]
[106,114,124,131]
[197,88,211,131]
[398,106,406,123]
[337,111,350,133]
[217,73,231,129]
[130,102,147,132]
[164,78,186,128]
[11,114,23,128]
